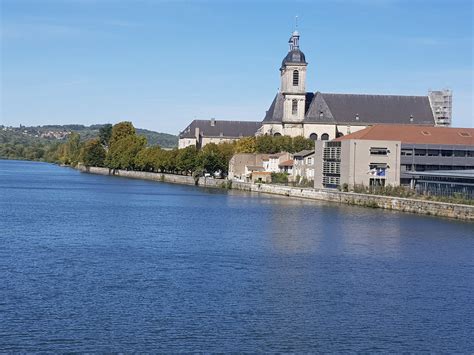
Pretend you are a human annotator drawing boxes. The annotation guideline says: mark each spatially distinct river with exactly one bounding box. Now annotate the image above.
[0,159,472,352]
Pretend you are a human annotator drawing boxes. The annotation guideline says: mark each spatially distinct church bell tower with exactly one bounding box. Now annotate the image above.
[280,30,307,134]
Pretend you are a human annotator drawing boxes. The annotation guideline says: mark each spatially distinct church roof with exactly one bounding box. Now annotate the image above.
[281,49,307,67]
[179,119,261,139]
[263,92,435,126]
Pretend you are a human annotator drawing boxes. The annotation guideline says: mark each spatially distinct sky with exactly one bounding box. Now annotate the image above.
[1,0,473,134]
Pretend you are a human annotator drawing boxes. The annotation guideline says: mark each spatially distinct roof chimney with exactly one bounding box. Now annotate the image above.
[210,118,216,127]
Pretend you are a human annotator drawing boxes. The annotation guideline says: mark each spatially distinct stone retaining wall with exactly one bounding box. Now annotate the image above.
[232,181,474,221]
[77,166,473,221]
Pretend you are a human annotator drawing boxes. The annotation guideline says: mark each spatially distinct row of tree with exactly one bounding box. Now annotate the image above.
[53,121,315,176]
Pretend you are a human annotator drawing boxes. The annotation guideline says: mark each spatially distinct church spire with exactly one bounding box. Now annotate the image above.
[288,16,300,51]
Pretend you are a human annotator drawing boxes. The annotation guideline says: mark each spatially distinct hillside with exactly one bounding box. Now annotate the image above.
[0,124,178,162]
[1,124,178,148]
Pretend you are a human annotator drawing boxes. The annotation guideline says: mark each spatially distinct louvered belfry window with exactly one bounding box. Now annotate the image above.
[292,99,298,115]
[293,70,299,86]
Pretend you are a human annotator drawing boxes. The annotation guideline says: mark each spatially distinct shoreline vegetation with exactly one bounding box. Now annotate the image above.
[1,121,473,219]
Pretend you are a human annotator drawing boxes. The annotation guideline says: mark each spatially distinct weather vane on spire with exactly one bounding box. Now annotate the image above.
[295,15,298,30]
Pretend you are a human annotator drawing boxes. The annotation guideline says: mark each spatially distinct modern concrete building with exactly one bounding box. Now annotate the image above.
[178,119,261,149]
[315,125,474,190]
[406,170,474,199]
[315,139,401,189]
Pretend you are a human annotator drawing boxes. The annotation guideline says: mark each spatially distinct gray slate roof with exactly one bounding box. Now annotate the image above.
[293,149,315,158]
[263,92,435,125]
[179,120,261,139]
[281,49,307,67]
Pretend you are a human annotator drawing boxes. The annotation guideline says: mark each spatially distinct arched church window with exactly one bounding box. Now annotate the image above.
[292,99,298,115]
[293,70,299,86]
[321,133,329,141]
[309,133,318,141]
[273,132,282,137]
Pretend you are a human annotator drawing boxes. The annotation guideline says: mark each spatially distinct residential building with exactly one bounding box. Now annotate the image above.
[228,152,293,182]
[278,159,294,175]
[178,119,261,149]
[292,150,315,181]
[228,153,269,181]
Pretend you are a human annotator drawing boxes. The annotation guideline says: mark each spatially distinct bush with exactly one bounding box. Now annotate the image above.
[271,172,289,184]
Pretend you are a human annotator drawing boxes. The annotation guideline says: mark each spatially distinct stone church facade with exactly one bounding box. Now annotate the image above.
[259,30,442,141]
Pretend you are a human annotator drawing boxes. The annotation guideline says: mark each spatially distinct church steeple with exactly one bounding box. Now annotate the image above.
[289,30,300,50]
[280,27,308,129]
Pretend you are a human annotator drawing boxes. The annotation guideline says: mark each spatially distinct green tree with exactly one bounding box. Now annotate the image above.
[176,146,198,175]
[81,138,106,167]
[105,135,147,170]
[198,143,226,176]
[109,121,136,148]
[59,132,82,166]
[256,135,276,153]
[292,136,314,152]
[234,136,256,153]
[99,124,113,147]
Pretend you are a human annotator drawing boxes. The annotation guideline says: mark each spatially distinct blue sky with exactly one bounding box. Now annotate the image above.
[1,0,473,134]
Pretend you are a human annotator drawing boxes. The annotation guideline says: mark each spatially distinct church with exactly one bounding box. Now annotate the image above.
[178,30,451,148]
[259,30,451,140]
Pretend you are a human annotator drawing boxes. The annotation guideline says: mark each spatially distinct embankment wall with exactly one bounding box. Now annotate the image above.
[77,166,474,221]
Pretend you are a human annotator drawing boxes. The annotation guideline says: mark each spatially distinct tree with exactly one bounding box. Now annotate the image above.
[109,122,136,148]
[256,135,276,153]
[81,139,106,167]
[292,136,314,152]
[176,146,198,175]
[234,136,256,153]
[105,135,147,170]
[99,124,112,148]
[217,142,235,174]
[198,143,226,176]
[59,132,82,166]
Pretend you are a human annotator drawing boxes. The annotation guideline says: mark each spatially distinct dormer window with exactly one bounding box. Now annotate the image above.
[293,70,299,86]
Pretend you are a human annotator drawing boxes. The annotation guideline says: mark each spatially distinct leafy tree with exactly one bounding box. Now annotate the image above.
[99,124,113,147]
[198,143,226,176]
[292,136,314,152]
[256,135,276,153]
[176,146,198,175]
[234,136,256,153]
[81,138,106,167]
[59,132,82,166]
[109,121,136,148]
[105,135,147,170]
[217,142,235,174]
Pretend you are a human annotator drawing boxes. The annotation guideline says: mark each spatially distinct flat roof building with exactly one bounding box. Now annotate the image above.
[315,125,474,196]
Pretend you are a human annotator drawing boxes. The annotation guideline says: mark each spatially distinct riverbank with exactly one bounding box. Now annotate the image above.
[77,166,474,221]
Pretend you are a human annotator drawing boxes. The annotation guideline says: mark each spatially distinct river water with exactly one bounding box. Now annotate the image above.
[0,159,472,352]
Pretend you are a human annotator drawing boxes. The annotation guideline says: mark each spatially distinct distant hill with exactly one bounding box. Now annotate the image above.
[1,124,178,148]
